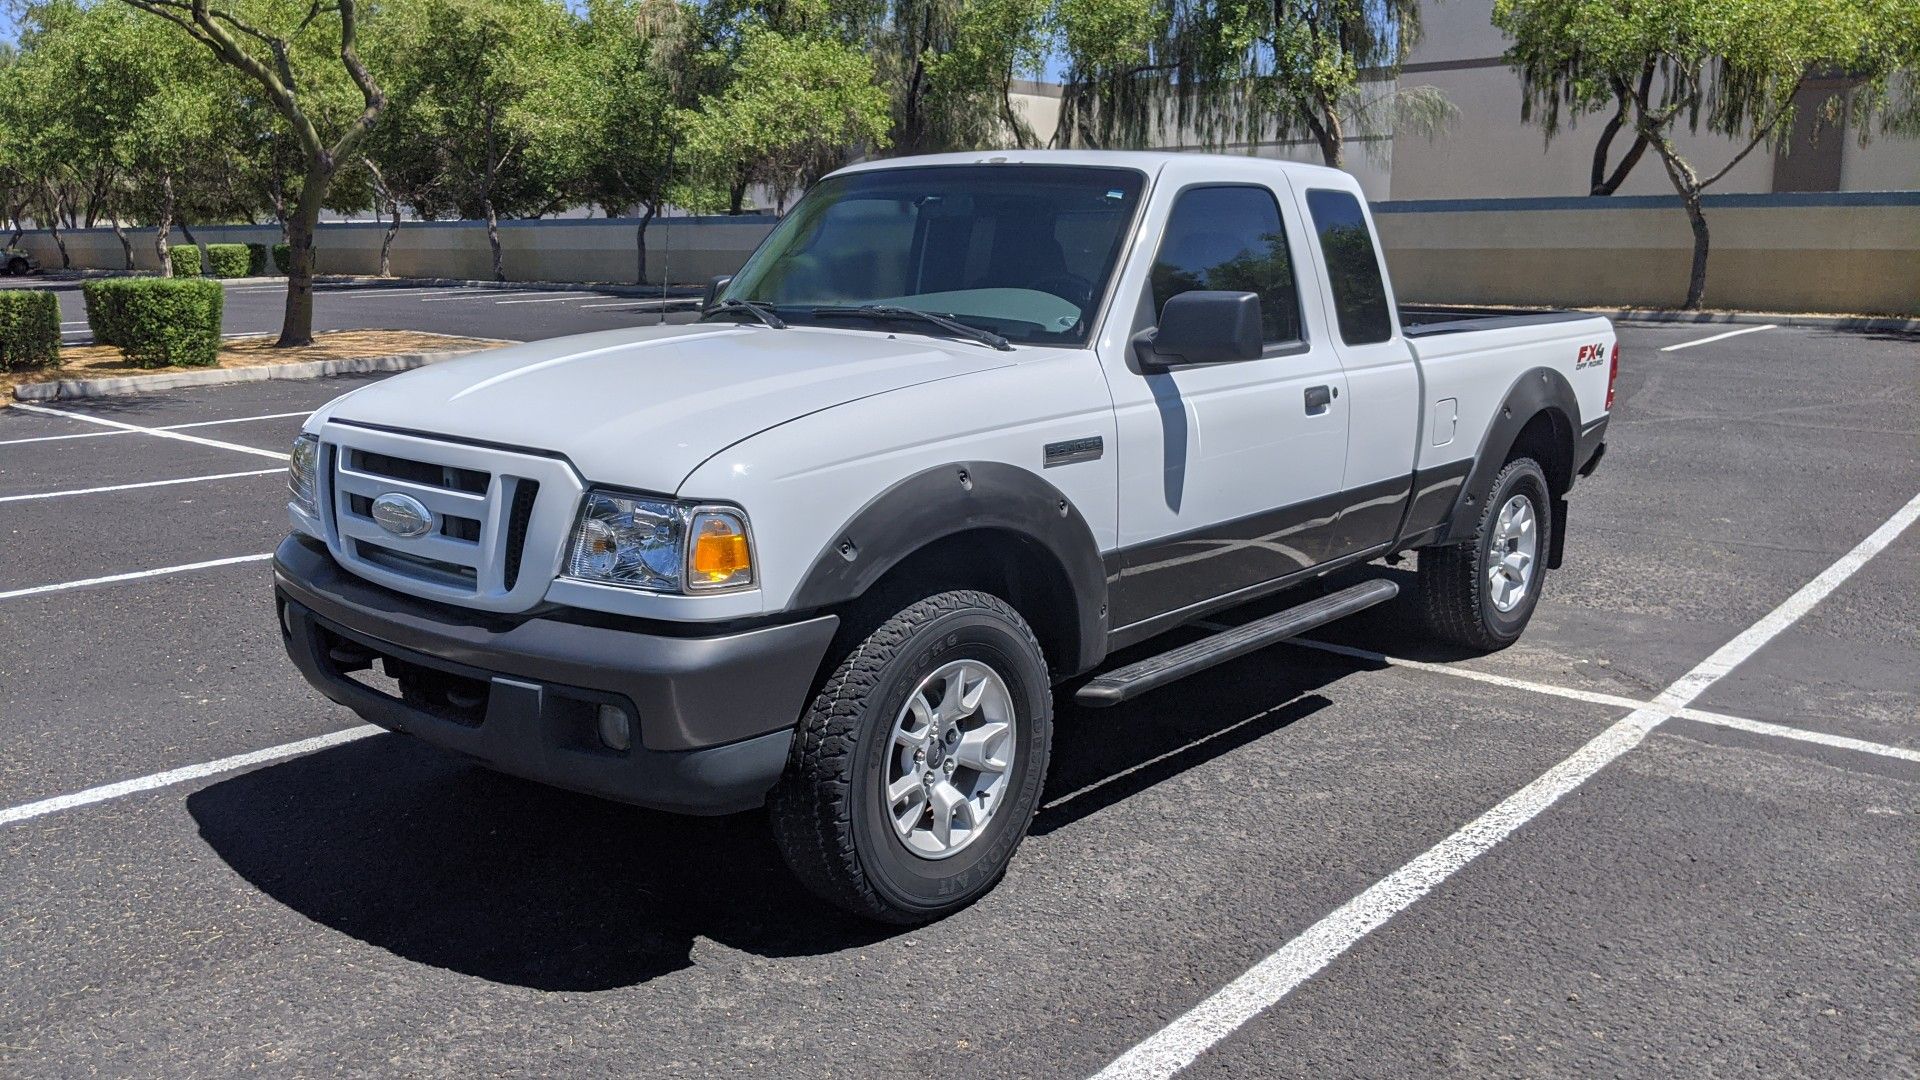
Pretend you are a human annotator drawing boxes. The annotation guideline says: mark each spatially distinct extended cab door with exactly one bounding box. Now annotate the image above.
[1100,166,1351,634]
[1295,186,1424,560]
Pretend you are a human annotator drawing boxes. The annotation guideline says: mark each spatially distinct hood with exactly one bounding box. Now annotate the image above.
[316,323,1017,493]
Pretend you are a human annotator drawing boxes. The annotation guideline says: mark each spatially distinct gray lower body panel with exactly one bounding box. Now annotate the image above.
[273,535,837,815]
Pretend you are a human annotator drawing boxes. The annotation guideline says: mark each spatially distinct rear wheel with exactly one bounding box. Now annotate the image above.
[768,589,1052,923]
[5,258,27,276]
[1416,457,1552,651]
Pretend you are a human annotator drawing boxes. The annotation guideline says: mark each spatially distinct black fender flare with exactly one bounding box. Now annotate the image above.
[1438,367,1581,547]
[789,461,1109,674]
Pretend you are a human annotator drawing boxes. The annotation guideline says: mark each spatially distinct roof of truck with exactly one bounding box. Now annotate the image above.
[833,149,1357,186]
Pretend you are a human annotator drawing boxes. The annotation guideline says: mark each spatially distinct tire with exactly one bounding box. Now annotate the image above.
[768,589,1053,923]
[4,258,26,277]
[1416,457,1552,651]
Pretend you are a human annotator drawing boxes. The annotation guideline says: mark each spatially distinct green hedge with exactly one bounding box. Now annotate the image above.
[79,278,224,368]
[0,290,60,372]
[246,242,269,276]
[205,243,252,278]
[271,241,318,275]
[168,247,204,277]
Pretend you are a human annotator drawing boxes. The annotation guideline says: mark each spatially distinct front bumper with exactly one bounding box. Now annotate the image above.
[274,535,837,815]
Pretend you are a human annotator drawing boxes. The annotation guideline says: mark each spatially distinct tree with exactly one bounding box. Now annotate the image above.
[682,22,892,213]
[877,0,1054,154]
[578,0,716,284]
[1054,0,1449,167]
[377,0,593,280]
[1498,0,1920,308]
[118,0,387,345]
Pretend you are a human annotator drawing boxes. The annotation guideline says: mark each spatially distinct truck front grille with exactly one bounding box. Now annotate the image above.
[320,428,568,612]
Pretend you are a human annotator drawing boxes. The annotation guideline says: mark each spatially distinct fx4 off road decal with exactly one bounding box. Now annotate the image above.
[1576,342,1609,369]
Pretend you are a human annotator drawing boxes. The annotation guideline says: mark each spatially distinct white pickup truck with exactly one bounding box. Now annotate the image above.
[275,151,1614,922]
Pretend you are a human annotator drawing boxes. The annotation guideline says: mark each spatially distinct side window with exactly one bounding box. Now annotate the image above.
[1149,185,1302,346]
[1305,189,1392,345]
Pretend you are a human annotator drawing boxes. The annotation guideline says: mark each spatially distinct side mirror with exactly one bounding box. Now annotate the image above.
[1135,291,1263,369]
[702,274,733,312]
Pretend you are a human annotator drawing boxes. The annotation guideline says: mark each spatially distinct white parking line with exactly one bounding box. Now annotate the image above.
[13,403,289,461]
[0,726,378,827]
[0,468,283,503]
[575,298,696,309]
[492,293,604,304]
[0,552,273,601]
[1660,324,1776,352]
[0,410,311,447]
[1096,487,1920,1080]
[339,287,486,299]
[1261,635,1920,764]
[417,291,595,303]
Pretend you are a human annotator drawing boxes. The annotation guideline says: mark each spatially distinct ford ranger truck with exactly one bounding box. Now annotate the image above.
[275,152,1614,923]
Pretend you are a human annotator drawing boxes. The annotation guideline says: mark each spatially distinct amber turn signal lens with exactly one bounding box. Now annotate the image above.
[689,511,752,587]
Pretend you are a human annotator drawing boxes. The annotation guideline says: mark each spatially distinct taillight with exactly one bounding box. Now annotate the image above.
[1605,341,1619,411]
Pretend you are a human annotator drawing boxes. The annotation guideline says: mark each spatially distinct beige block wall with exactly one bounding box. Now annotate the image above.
[1377,201,1920,314]
[15,217,778,286]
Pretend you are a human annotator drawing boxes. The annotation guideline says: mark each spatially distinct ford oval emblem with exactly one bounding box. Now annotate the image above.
[371,492,434,539]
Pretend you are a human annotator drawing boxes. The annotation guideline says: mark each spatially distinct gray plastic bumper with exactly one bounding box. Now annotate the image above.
[273,535,837,815]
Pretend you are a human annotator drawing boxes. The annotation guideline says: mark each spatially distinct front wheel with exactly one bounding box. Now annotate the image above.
[4,258,27,277]
[768,590,1053,923]
[1416,457,1552,651]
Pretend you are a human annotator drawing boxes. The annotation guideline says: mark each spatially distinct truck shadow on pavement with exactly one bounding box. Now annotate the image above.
[184,587,1433,993]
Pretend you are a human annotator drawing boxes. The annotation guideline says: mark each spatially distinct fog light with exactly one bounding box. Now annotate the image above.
[597,704,632,752]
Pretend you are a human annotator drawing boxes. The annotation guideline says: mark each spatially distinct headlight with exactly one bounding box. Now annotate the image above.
[564,491,754,594]
[289,434,320,516]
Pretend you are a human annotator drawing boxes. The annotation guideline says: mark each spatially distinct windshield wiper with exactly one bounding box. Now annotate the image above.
[810,305,1013,351]
[700,298,788,329]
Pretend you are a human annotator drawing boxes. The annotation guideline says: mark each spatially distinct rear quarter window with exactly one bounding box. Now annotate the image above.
[1305,189,1392,346]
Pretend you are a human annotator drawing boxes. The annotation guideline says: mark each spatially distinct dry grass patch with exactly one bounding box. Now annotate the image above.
[5,329,503,401]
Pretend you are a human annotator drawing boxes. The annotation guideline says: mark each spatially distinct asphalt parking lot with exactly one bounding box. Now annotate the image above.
[2,276,698,346]
[1,317,1915,1076]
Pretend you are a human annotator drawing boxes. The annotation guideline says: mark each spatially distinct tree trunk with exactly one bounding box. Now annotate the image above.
[155,174,176,277]
[277,169,331,348]
[109,219,135,270]
[484,198,504,282]
[1678,189,1709,309]
[363,157,400,277]
[1589,99,1651,196]
[41,183,71,269]
[635,202,656,286]
[729,174,748,215]
[1648,137,1710,309]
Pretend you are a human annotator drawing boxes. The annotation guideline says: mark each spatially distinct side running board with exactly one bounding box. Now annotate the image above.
[1075,579,1399,707]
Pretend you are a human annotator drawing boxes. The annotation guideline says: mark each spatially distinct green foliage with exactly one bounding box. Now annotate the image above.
[204,243,252,278]
[80,278,224,368]
[169,249,204,276]
[245,242,269,276]
[0,289,60,372]
[1053,0,1437,166]
[682,24,892,210]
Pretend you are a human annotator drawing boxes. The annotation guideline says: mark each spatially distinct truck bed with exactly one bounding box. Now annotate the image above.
[1398,306,1597,338]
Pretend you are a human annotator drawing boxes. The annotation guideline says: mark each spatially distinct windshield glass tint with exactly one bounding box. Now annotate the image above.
[723,165,1146,346]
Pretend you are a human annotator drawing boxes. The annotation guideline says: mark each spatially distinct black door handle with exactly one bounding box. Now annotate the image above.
[1305,385,1332,414]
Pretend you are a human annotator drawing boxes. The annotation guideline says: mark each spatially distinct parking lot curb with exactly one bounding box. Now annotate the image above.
[11,341,514,403]
[1594,309,1919,332]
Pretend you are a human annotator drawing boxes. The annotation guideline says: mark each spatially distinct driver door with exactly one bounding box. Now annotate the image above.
[1102,170,1351,634]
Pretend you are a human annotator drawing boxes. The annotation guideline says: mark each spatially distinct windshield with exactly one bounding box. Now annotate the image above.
[721,165,1147,347]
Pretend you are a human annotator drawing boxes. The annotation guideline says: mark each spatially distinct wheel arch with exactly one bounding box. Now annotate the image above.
[788,461,1110,677]
[1437,367,1580,551]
